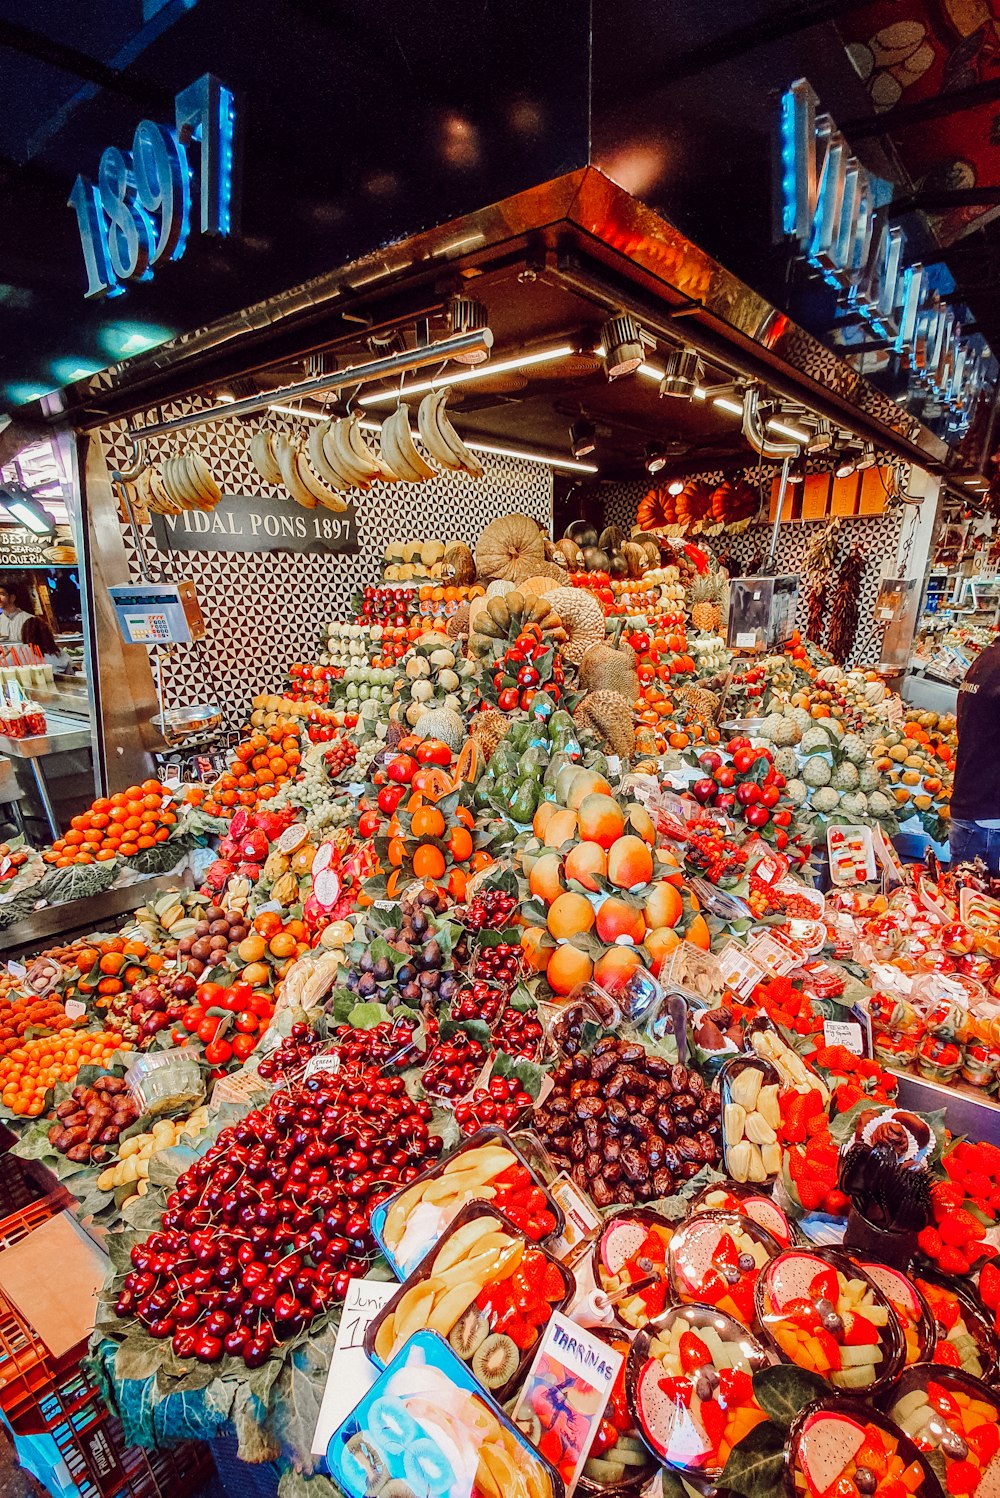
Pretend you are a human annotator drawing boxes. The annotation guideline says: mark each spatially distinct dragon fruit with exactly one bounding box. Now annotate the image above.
[600,1219,650,1276]
[636,1360,682,1460]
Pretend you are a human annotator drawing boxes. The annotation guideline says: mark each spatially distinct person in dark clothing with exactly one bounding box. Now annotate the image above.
[950,639,1000,872]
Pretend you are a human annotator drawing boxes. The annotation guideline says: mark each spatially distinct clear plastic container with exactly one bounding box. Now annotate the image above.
[756,1248,904,1395]
[574,1328,659,1495]
[689,1182,793,1248]
[366,1202,574,1401]
[368,1126,564,1279]
[626,1303,771,1479]
[124,1049,204,1117]
[912,1271,999,1385]
[786,1397,944,1498]
[718,1054,783,1184]
[881,1365,1000,1497]
[327,1328,564,1498]
[592,1210,675,1330]
[850,1259,935,1368]
[667,1210,779,1327]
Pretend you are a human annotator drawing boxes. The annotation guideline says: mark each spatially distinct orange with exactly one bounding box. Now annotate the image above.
[99,952,124,975]
[546,943,593,996]
[412,845,446,881]
[446,826,473,862]
[254,911,283,939]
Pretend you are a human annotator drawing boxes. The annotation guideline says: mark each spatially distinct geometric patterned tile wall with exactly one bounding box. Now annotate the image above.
[603,472,904,668]
[102,401,552,727]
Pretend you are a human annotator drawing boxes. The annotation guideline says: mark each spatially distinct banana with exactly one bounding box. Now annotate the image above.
[274,434,318,508]
[160,457,187,510]
[173,455,201,510]
[329,418,373,487]
[250,430,283,485]
[391,403,438,481]
[307,423,352,493]
[186,452,221,509]
[295,449,348,512]
[418,390,462,471]
[345,415,396,481]
[320,420,366,489]
[380,407,422,483]
[433,386,484,477]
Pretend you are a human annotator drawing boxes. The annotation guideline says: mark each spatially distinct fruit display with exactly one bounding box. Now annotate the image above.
[787,1403,939,1498]
[886,1367,1000,1497]
[629,1304,770,1476]
[47,1076,139,1164]
[43,780,180,865]
[667,1210,778,1325]
[369,1204,571,1396]
[757,1252,902,1392]
[96,1107,211,1197]
[0,1030,127,1116]
[371,1133,561,1277]
[594,1211,674,1328]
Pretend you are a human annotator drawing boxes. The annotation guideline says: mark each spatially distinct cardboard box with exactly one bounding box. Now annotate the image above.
[830,472,860,515]
[801,472,831,519]
[0,1212,107,1359]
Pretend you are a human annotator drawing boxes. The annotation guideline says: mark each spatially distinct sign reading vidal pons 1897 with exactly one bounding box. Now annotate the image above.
[149,492,358,556]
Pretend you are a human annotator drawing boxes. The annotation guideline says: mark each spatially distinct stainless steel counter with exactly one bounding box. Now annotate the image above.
[0,713,94,838]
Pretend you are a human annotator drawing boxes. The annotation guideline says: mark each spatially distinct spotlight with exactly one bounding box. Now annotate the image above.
[786,456,808,485]
[570,419,596,459]
[0,485,55,536]
[667,479,684,496]
[447,294,490,363]
[600,313,645,380]
[644,443,667,475]
[658,349,703,399]
[834,440,864,479]
[807,419,833,454]
[856,442,878,471]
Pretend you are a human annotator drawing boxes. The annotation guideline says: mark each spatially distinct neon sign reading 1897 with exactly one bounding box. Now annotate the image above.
[775,77,993,430]
[67,74,236,300]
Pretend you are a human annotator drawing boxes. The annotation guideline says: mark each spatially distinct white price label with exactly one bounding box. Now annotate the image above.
[304,1053,342,1079]
[823,1020,864,1056]
[64,999,87,1020]
[736,631,756,649]
[6,962,26,980]
[372,900,396,911]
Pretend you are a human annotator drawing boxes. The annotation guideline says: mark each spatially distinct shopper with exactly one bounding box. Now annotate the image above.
[950,637,1000,872]
[0,580,33,644]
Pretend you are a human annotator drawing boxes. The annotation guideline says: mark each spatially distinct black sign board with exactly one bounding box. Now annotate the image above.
[148,492,358,556]
[0,528,65,568]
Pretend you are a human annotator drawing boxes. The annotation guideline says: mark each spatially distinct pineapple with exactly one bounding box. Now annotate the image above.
[687,572,724,632]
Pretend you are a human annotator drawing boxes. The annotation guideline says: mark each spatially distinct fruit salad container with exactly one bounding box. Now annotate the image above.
[667,1210,779,1327]
[370,1127,564,1279]
[916,1036,963,1083]
[881,1366,1000,1497]
[852,1260,935,1368]
[719,1054,783,1184]
[542,989,621,1060]
[689,1182,794,1247]
[366,1202,574,1402]
[913,1273,998,1385]
[592,1210,675,1330]
[873,1028,920,1068]
[786,1398,944,1498]
[573,1330,659,1495]
[327,1328,564,1498]
[626,1303,772,1480]
[756,1250,905,1394]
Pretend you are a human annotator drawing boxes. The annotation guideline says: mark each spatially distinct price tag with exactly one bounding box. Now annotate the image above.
[311,1277,397,1455]
[304,1053,342,1079]
[823,1019,865,1056]
[64,999,87,1021]
[6,962,26,980]
[547,1173,602,1261]
[372,900,396,911]
[606,757,622,776]
[735,631,756,648]
[717,941,766,998]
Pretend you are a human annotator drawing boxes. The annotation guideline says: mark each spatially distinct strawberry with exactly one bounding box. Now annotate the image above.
[842,1312,878,1345]
[918,1226,943,1259]
[933,1339,961,1367]
[679,1331,711,1371]
[698,1398,727,1451]
[797,1177,826,1211]
[936,1245,971,1276]
[966,1422,1000,1465]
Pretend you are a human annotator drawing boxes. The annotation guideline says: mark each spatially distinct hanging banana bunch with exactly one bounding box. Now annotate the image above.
[249,428,347,511]
[416,387,484,477]
[159,451,222,511]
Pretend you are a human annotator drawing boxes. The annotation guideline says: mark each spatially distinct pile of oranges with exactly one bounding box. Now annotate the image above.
[199,723,301,817]
[234,910,311,985]
[0,1031,128,1116]
[0,994,75,1060]
[65,936,163,1005]
[44,780,179,866]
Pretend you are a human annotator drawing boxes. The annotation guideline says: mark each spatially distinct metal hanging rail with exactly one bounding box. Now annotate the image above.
[128,327,494,440]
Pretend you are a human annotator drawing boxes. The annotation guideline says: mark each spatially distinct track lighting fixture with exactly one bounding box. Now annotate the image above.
[806,419,833,454]
[667,479,684,496]
[786,456,808,485]
[600,313,645,380]
[658,349,704,399]
[447,294,490,363]
[834,440,864,479]
[0,485,55,536]
[569,418,596,459]
[856,442,878,471]
[644,443,668,475]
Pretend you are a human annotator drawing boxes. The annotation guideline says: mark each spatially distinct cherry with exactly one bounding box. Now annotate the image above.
[194,1334,223,1363]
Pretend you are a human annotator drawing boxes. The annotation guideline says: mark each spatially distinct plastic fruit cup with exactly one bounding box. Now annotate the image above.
[786,1396,944,1498]
[880,1365,1000,1497]
[667,1210,780,1328]
[850,1259,935,1368]
[593,1209,675,1331]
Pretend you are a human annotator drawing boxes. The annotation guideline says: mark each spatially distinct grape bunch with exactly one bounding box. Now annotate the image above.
[453,1076,534,1135]
[463,890,518,932]
[324,737,358,779]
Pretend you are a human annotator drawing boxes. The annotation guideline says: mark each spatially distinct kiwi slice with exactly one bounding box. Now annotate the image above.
[379,1483,418,1498]
[342,1433,388,1497]
[471,1332,519,1390]
[448,1307,490,1361]
[583,1457,627,1484]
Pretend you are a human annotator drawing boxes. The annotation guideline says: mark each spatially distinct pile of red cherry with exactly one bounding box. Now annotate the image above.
[473,942,524,989]
[256,1022,324,1082]
[114,1045,442,1367]
[462,889,518,933]
[421,1031,488,1099]
[452,1076,535,1135]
